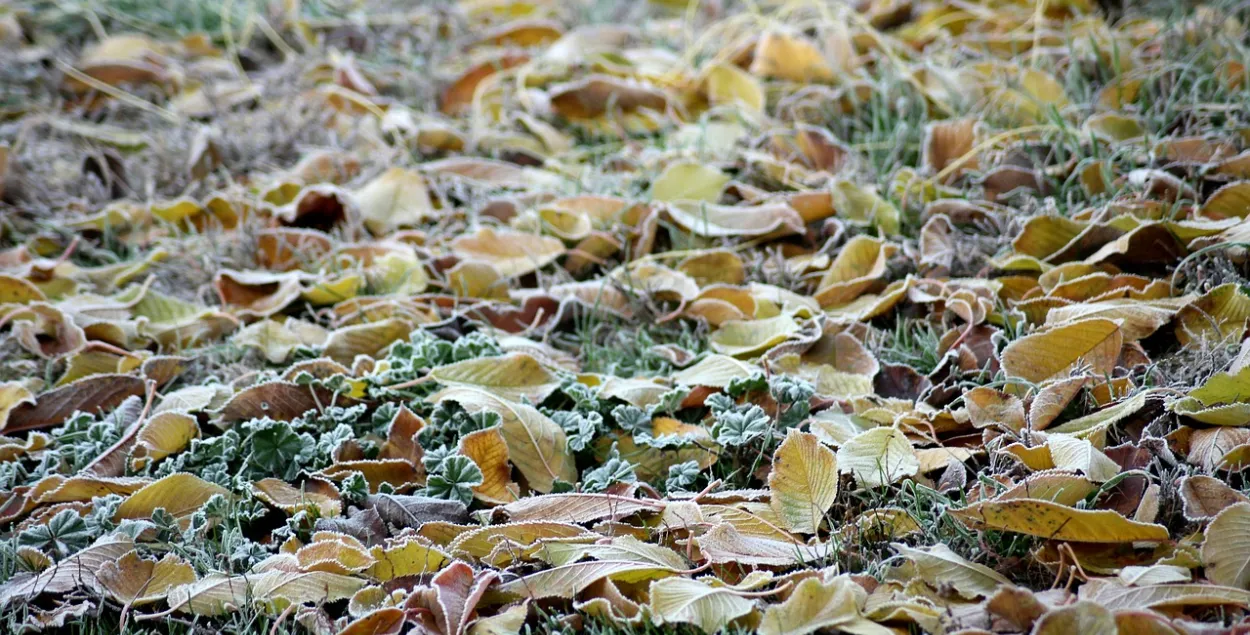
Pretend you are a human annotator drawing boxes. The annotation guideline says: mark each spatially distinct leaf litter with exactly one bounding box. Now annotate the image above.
[1,0,1250,633]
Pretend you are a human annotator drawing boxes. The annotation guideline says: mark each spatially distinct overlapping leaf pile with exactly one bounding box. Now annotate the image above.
[2,0,1250,633]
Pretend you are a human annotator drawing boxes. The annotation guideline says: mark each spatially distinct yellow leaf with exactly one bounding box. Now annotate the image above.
[365,249,429,295]
[447,260,509,300]
[114,473,230,526]
[704,62,765,114]
[1176,283,1250,346]
[458,427,520,504]
[1029,376,1090,431]
[750,30,834,83]
[354,167,435,234]
[496,493,665,524]
[695,523,828,566]
[650,162,730,203]
[1170,365,1250,426]
[1082,113,1145,144]
[1118,565,1191,586]
[469,602,528,635]
[1201,181,1250,220]
[429,352,561,402]
[1046,434,1121,482]
[450,521,595,563]
[950,499,1169,543]
[366,536,450,581]
[1000,318,1122,384]
[829,181,900,235]
[0,534,135,605]
[814,236,897,307]
[1079,578,1250,610]
[836,427,917,488]
[964,387,1026,432]
[678,250,746,286]
[323,318,413,364]
[758,576,862,635]
[525,204,593,242]
[296,532,376,575]
[1047,390,1152,439]
[541,535,687,569]
[1047,298,1189,342]
[710,314,801,358]
[0,383,36,432]
[163,574,250,615]
[130,412,200,470]
[167,571,367,615]
[0,274,45,304]
[768,429,838,534]
[671,355,761,387]
[233,319,329,364]
[300,274,364,306]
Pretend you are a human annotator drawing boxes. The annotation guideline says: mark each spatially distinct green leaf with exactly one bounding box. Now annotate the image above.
[18,509,94,558]
[246,419,312,480]
[712,405,771,447]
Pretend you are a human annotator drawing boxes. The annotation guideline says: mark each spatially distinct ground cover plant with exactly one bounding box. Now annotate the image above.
[1,0,1250,633]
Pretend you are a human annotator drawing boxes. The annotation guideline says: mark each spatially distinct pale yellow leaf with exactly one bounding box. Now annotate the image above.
[892,543,1009,599]
[768,429,838,534]
[759,576,863,635]
[650,162,729,203]
[650,577,757,633]
[429,353,561,402]
[1202,502,1250,589]
[836,427,917,488]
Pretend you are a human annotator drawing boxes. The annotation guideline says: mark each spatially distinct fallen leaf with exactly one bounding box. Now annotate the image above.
[1202,502,1250,589]
[836,427,918,488]
[650,576,758,633]
[1001,318,1122,383]
[892,543,1009,599]
[758,575,862,635]
[436,387,577,493]
[768,429,838,534]
[429,353,561,402]
[950,499,1170,543]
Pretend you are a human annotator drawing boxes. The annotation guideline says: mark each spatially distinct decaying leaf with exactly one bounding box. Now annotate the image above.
[3,4,1248,633]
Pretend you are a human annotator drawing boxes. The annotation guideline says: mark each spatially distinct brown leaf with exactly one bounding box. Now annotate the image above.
[364,494,469,530]
[1179,475,1249,521]
[217,381,331,425]
[2,374,146,433]
[549,75,669,119]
